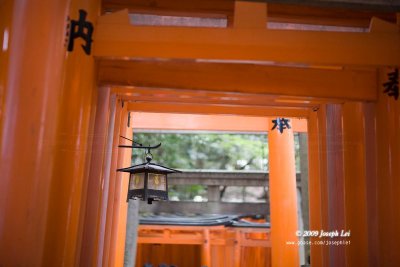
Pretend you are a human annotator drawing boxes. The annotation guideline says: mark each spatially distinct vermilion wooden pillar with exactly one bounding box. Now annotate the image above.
[113,122,132,267]
[342,102,369,266]
[0,0,13,131]
[0,1,68,265]
[376,68,400,266]
[268,118,299,267]
[363,103,379,267]
[325,105,346,267]
[43,0,100,266]
[109,105,130,267]
[308,107,329,267]
[80,86,111,266]
[97,94,118,266]
[102,98,124,266]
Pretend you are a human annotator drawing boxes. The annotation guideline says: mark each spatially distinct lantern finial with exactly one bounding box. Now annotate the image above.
[145,150,153,163]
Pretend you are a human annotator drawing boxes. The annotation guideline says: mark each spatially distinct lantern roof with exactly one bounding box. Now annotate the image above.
[117,162,181,174]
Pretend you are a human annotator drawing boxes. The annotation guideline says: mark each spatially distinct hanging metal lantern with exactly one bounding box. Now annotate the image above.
[117,138,181,204]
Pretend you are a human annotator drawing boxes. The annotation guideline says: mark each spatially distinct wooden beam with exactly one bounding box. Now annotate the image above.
[113,87,332,108]
[101,0,397,27]
[233,1,267,28]
[264,0,400,12]
[99,60,377,101]
[130,112,308,132]
[102,0,233,17]
[94,11,400,66]
[127,102,310,117]
[267,3,396,27]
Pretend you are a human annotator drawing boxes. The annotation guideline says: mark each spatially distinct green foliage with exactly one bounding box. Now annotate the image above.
[131,132,269,171]
[130,131,301,201]
[168,185,207,201]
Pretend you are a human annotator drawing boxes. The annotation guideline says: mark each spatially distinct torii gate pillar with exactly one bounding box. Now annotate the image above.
[268,118,300,267]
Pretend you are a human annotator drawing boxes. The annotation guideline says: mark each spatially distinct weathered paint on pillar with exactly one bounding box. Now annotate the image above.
[376,68,400,266]
[268,118,299,267]
[0,0,68,265]
[43,0,100,265]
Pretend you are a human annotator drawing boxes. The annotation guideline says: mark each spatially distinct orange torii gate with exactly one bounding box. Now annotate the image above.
[0,0,399,267]
[127,112,304,267]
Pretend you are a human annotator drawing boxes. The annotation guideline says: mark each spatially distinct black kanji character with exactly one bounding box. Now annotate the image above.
[383,68,399,100]
[67,9,93,55]
[271,118,291,134]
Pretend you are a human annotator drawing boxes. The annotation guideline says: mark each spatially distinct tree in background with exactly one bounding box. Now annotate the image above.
[132,132,269,171]
[131,132,300,201]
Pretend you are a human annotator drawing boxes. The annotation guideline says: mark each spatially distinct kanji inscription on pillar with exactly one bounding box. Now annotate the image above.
[271,118,291,134]
[67,9,94,55]
[383,68,399,100]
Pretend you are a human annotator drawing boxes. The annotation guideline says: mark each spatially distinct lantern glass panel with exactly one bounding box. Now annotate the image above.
[147,173,167,191]
[129,173,145,190]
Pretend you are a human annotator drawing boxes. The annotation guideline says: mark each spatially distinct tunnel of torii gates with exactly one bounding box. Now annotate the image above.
[0,0,399,266]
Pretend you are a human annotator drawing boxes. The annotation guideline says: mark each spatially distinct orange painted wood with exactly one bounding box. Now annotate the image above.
[131,112,308,132]
[363,103,379,266]
[0,0,69,265]
[101,0,396,27]
[0,0,12,134]
[42,0,101,265]
[102,0,233,18]
[202,229,211,266]
[375,68,400,266]
[342,102,369,266]
[306,107,329,266]
[136,226,271,266]
[99,59,378,101]
[102,98,124,266]
[114,122,132,267]
[96,94,118,266]
[80,86,112,266]
[268,118,299,267]
[127,102,309,117]
[234,231,242,267]
[112,86,333,108]
[233,1,267,29]
[109,105,130,266]
[136,244,202,267]
[325,104,346,266]
[94,11,400,66]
